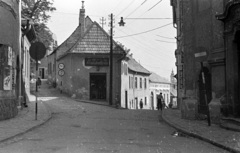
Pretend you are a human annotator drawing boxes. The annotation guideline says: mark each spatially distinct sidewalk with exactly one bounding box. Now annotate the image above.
[1,84,240,153]
[162,109,240,153]
[0,91,51,144]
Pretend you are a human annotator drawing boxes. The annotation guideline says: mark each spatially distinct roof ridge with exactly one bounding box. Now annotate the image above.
[50,25,81,56]
[128,56,151,74]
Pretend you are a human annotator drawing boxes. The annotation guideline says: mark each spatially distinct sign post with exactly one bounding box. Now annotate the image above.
[29,42,46,120]
[194,51,211,126]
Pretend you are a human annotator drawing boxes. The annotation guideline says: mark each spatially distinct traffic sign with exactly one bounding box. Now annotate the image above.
[58,70,65,76]
[29,42,46,61]
[58,63,65,69]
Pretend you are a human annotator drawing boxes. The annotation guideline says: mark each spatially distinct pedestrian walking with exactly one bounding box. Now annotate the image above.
[37,77,42,88]
[157,93,163,111]
[140,99,143,109]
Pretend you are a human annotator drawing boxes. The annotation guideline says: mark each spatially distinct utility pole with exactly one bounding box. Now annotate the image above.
[109,13,113,105]
[18,0,22,109]
[99,17,106,29]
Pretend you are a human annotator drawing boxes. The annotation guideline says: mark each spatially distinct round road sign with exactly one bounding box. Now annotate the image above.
[58,70,65,76]
[29,42,46,61]
[58,63,65,69]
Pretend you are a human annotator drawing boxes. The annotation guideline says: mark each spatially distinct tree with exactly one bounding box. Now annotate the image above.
[21,0,56,49]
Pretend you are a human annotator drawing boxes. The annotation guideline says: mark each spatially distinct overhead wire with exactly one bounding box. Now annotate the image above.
[123,0,165,26]
[156,35,175,39]
[156,39,176,43]
[111,0,124,13]
[148,0,163,11]
[116,0,136,17]
[125,0,148,18]
[114,22,172,38]
[115,26,174,61]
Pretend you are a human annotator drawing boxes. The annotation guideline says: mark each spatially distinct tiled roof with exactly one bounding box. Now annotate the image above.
[52,16,93,57]
[149,72,170,83]
[127,56,151,75]
[71,22,125,54]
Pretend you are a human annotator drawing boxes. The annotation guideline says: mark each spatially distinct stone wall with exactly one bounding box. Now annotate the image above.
[0,98,18,120]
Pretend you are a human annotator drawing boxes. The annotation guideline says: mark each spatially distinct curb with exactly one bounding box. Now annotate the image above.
[162,111,240,153]
[74,99,125,109]
[0,102,52,144]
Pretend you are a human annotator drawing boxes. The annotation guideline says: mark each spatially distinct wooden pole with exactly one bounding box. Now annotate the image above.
[109,13,113,105]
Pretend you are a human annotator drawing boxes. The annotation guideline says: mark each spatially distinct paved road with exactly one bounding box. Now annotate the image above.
[0,84,227,153]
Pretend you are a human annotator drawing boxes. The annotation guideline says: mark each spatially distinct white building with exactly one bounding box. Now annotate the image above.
[149,72,171,110]
[120,55,151,109]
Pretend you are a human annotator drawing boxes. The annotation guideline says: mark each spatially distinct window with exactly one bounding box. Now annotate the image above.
[132,77,134,88]
[129,76,131,88]
[140,78,142,88]
[145,97,147,105]
[144,78,147,89]
[135,77,137,88]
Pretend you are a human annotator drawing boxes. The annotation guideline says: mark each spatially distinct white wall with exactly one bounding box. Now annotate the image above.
[22,36,31,95]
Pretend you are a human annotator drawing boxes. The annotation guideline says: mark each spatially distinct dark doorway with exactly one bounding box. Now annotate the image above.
[125,91,128,109]
[151,92,154,110]
[39,68,45,79]
[198,66,212,115]
[90,73,106,100]
[135,97,138,109]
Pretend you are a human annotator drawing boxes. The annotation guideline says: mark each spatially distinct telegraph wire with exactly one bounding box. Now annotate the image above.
[125,0,148,18]
[148,0,163,11]
[156,39,176,43]
[126,18,172,20]
[156,35,175,39]
[114,22,172,38]
[115,27,174,60]
[111,0,124,13]
[116,0,136,17]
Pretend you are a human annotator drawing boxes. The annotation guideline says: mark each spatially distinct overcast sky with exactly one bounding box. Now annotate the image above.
[47,0,176,80]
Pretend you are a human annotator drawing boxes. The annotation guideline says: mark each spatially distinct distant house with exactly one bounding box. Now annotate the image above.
[121,55,151,109]
[149,72,171,110]
[37,33,57,80]
[48,3,126,105]
[170,70,177,108]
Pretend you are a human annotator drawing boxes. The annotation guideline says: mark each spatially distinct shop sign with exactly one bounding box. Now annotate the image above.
[85,58,109,66]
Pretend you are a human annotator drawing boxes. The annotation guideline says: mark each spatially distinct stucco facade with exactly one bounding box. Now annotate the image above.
[0,1,19,120]
[48,4,125,105]
[171,0,240,120]
[120,56,151,110]
[149,72,171,110]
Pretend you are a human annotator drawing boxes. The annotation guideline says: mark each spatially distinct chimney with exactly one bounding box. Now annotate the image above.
[79,1,85,33]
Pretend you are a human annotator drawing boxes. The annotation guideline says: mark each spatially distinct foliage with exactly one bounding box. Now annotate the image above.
[116,41,130,54]
[22,0,56,49]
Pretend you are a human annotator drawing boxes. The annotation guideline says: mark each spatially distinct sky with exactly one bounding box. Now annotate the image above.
[47,0,177,80]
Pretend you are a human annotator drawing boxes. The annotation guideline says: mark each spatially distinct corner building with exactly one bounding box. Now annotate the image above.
[171,0,240,120]
[0,1,20,120]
